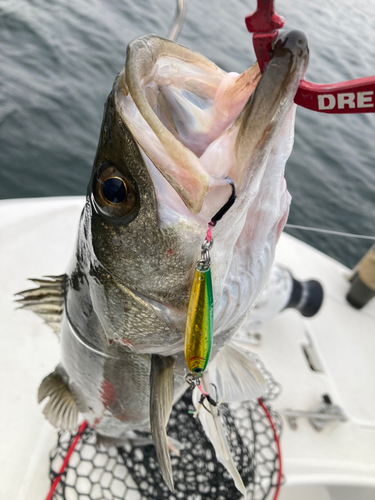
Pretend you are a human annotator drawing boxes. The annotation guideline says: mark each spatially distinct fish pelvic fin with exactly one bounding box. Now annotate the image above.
[38,365,78,430]
[15,274,66,336]
[208,342,267,403]
[150,354,175,492]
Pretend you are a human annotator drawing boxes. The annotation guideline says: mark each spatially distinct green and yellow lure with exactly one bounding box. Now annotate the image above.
[184,178,236,378]
[184,263,213,375]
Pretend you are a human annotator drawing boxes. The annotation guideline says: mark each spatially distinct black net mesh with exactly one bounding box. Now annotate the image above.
[49,357,282,500]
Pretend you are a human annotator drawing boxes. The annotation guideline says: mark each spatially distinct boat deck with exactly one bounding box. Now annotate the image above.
[1,197,374,500]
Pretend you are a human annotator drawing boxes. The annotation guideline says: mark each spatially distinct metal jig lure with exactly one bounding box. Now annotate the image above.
[184,239,213,376]
[184,179,236,379]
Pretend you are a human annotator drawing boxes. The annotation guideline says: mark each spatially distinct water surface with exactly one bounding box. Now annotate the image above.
[1,0,374,267]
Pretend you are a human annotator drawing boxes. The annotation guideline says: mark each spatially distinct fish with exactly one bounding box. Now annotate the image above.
[16,29,309,493]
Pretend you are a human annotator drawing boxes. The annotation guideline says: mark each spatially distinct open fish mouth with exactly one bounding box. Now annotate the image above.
[82,31,309,353]
[116,31,309,219]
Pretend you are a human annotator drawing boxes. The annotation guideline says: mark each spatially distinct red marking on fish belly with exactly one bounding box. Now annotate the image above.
[167,248,175,256]
[189,356,206,361]
[100,380,117,409]
[121,338,133,348]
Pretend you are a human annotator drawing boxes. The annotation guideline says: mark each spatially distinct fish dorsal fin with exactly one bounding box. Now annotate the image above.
[193,375,246,496]
[15,275,65,335]
[208,342,266,403]
[150,354,175,492]
[38,365,78,430]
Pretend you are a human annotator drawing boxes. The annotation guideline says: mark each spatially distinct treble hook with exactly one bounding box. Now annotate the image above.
[186,378,221,417]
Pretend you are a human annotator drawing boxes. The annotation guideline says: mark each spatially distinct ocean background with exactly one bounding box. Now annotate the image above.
[0,0,374,268]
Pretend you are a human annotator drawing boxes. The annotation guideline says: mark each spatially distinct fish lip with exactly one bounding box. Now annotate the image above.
[233,29,309,192]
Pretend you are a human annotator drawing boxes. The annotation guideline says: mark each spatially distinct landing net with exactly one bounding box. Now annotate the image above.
[48,357,282,500]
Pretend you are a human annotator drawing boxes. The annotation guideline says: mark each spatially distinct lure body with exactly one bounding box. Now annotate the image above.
[184,266,213,375]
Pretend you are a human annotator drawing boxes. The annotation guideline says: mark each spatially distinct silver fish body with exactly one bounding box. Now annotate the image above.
[18,29,309,490]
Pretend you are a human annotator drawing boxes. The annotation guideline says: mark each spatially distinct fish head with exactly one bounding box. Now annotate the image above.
[73,31,309,354]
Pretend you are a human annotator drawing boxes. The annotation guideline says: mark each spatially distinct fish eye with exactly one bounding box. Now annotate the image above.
[101,177,127,204]
[93,163,138,219]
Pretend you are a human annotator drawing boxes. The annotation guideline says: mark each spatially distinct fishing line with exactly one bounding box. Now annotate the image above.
[257,398,283,500]
[45,420,88,500]
[168,0,187,41]
[285,224,375,241]
[206,178,236,243]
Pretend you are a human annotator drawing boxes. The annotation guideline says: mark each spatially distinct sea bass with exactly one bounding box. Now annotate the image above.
[17,31,308,492]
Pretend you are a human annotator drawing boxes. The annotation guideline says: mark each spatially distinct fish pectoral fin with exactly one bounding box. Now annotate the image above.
[15,274,66,335]
[193,375,246,496]
[38,365,78,430]
[150,354,175,492]
[208,342,267,403]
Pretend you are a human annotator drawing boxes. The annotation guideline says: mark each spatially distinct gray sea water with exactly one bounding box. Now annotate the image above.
[1,0,374,268]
